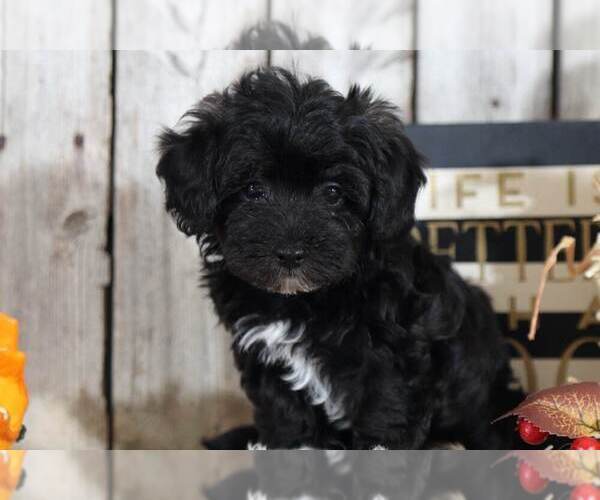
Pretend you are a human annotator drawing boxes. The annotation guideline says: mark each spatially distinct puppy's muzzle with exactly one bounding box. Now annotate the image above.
[275,245,305,270]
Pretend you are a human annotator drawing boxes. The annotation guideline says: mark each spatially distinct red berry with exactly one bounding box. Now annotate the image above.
[518,460,548,494]
[518,417,549,445]
[570,437,600,450]
[570,484,600,500]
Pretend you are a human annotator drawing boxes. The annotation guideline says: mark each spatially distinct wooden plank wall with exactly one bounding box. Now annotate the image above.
[0,0,599,450]
[559,0,600,119]
[0,0,112,454]
[112,1,269,449]
[417,0,554,122]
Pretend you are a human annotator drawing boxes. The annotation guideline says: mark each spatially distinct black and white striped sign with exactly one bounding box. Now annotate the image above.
[406,122,600,387]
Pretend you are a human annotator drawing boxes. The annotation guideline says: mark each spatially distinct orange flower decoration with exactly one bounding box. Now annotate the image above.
[0,314,28,450]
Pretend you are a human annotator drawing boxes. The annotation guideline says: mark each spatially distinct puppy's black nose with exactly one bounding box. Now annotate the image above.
[276,247,305,268]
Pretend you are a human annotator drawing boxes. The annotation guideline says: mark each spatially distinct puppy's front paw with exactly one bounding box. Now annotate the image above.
[247,442,268,450]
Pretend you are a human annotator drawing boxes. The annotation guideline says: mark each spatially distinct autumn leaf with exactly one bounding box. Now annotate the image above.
[495,382,600,439]
[502,451,600,487]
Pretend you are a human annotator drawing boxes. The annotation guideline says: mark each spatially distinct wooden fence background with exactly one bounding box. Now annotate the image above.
[1,0,599,449]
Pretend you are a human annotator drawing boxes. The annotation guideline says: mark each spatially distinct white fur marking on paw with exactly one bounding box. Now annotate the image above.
[371,445,388,450]
[235,316,347,424]
[430,493,466,500]
[325,449,346,464]
[326,450,352,474]
[247,442,268,450]
[428,442,466,450]
[247,491,267,500]
[205,254,224,263]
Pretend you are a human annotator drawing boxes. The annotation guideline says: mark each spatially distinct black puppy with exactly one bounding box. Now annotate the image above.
[157,67,521,449]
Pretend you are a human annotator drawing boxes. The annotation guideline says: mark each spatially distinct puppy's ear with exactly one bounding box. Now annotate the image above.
[156,95,224,238]
[343,86,426,241]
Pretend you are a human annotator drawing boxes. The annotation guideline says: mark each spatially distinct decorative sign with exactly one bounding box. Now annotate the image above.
[405,122,600,386]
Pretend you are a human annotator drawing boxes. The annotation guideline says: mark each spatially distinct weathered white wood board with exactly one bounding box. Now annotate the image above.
[417,0,554,122]
[113,50,267,449]
[417,49,554,123]
[113,451,252,499]
[418,0,554,50]
[270,0,414,49]
[14,451,108,500]
[270,51,415,122]
[0,49,112,446]
[0,0,110,49]
[559,0,600,119]
[270,1,415,119]
[116,0,268,49]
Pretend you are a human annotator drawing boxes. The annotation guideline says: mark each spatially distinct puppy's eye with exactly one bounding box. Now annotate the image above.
[243,183,268,201]
[323,183,343,206]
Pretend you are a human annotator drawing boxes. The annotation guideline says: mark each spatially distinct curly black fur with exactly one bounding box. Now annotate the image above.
[157,67,523,449]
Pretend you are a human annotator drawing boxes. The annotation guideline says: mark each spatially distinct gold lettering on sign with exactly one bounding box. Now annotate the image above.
[556,336,600,386]
[426,222,459,258]
[581,218,593,257]
[508,296,536,331]
[503,220,542,282]
[429,172,438,209]
[462,221,501,281]
[544,219,577,282]
[456,174,481,208]
[567,170,576,206]
[498,172,525,207]
[577,296,600,330]
[505,338,538,393]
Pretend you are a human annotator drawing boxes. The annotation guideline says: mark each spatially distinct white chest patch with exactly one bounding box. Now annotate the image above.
[234,316,347,426]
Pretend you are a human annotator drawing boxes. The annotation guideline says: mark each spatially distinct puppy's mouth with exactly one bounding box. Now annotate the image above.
[268,273,319,296]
